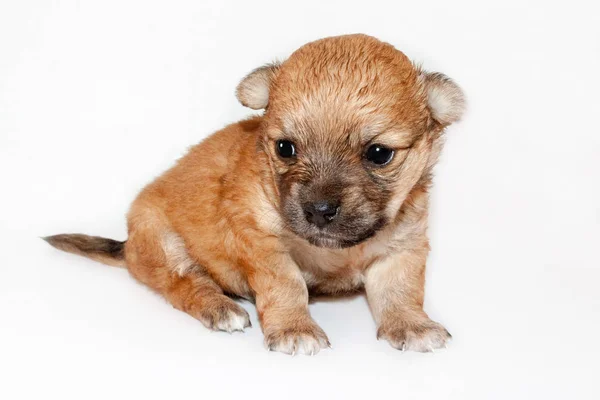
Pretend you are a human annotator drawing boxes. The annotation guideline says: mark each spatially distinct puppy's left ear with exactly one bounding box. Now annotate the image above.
[422,72,466,126]
[236,62,281,110]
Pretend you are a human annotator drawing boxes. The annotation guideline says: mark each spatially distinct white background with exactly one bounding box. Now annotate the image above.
[1,1,599,399]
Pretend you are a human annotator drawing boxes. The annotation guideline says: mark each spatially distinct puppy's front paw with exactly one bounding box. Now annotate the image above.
[265,320,330,356]
[377,318,451,352]
[195,295,251,333]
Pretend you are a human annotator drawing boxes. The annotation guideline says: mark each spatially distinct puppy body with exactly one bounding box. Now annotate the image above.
[45,34,464,355]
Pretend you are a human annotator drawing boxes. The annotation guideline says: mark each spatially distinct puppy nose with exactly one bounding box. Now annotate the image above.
[304,200,340,228]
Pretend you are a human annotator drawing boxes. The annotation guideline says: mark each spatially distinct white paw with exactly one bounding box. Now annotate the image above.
[265,323,330,356]
[377,319,451,353]
[214,310,251,333]
[196,297,251,333]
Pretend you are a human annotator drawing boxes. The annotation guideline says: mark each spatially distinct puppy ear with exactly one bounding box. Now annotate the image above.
[236,62,281,110]
[423,72,466,126]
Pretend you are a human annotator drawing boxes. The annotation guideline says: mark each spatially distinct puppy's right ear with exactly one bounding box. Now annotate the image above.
[236,62,281,110]
[422,71,466,127]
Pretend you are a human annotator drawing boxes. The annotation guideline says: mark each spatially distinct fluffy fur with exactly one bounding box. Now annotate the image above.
[44,34,465,355]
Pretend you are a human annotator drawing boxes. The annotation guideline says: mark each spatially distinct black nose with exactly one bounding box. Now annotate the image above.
[304,200,340,228]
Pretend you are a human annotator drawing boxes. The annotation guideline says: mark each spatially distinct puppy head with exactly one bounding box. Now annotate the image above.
[237,34,465,248]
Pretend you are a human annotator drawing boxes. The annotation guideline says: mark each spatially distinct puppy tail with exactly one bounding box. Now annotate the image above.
[42,234,126,268]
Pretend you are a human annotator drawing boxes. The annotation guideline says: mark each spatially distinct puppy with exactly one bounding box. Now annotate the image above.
[45,34,465,355]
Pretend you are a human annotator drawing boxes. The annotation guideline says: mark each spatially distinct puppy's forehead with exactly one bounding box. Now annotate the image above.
[268,35,428,139]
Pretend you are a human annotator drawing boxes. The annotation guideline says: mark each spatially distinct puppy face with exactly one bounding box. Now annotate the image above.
[237,35,465,248]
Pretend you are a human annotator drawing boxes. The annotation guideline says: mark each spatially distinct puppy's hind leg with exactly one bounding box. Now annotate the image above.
[163,268,251,333]
[125,208,250,332]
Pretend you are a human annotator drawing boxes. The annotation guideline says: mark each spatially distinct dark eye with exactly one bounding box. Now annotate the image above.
[276,140,296,158]
[365,144,394,166]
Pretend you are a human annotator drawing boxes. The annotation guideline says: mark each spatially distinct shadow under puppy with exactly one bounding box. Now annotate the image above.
[45,34,465,355]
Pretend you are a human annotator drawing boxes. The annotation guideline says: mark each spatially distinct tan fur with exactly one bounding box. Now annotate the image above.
[43,234,126,267]
[44,34,465,355]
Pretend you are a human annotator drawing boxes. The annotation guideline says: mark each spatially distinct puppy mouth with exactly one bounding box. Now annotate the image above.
[306,233,373,249]
[281,197,388,249]
[300,218,386,249]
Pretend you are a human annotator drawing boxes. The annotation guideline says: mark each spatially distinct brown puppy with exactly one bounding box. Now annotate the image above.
[45,34,465,355]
